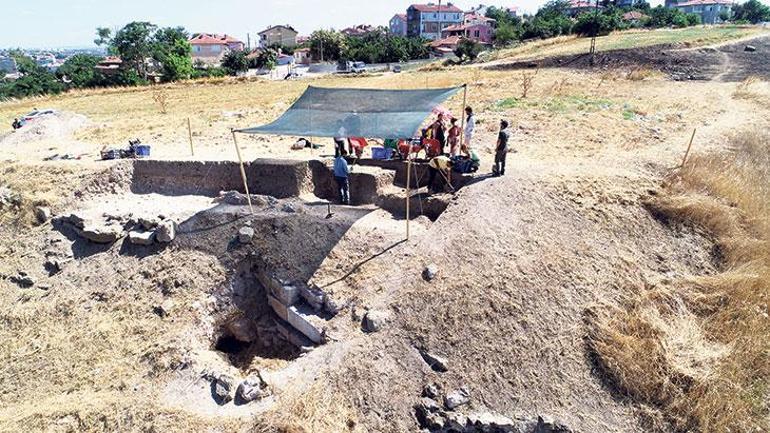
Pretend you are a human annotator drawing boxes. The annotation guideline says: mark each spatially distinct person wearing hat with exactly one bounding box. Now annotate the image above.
[493,120,512,177]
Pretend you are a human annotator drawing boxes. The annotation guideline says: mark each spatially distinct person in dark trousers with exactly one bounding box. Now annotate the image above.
[333,148,351,204]
[11,118,21,130]
[493,120,512,176]
[432,114,447,154]
[427,155,454,193]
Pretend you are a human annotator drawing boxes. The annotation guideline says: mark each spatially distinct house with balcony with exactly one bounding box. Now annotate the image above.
[669,0,734,24]
[189,33,244,66]
[258,25,299,49]
[407,3,464,40]
[442,22,495,45]
[390,14,408,35]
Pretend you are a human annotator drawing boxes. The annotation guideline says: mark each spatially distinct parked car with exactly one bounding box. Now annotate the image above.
[337,61,367,74]
[22,109,56,122]
[392,64,402,73]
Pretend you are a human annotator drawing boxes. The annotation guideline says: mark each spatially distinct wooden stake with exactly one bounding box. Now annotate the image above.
[406,155,412,240]
[681,128,696,168]
[231,130,254,214]
[187,117,195,156]
[459,84,468,152]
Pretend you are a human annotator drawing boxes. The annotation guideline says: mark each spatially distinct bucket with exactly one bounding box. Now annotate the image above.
[371,146,393,160]
[135,145,151,158]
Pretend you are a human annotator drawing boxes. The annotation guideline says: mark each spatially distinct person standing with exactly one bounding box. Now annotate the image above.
[432,114,447,155]
[493,120,512,177]
[447,117,461,156]
[462,106,475,155]
[333,149,351,204]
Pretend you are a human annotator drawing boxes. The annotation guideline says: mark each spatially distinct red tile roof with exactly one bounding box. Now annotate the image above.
[430,35,462,48]
[622,11,649,20]
[189,33,243,45]
[570,0,601,8]
[410,3,464,13]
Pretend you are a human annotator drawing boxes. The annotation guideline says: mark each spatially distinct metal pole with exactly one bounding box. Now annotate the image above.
[406,155,412,240]
[437,0,443,40]
[459,84,468,153]
[681,128,697,168]
[187,117,195,156]
[589,0,600,65]
[231,129,254,214]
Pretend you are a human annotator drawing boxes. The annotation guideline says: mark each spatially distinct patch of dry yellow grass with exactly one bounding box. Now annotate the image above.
[587,123,770,432]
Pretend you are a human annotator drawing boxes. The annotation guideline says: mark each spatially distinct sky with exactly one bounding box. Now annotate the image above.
[5,0,558,49]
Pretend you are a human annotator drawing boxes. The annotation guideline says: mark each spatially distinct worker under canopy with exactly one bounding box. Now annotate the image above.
[235,85,464,140]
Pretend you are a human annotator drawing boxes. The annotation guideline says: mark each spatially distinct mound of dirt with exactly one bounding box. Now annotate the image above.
[0,111,90,147]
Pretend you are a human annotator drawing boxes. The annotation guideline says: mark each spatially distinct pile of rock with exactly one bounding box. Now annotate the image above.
[415,384,573,433]
[55,212,178,246]
[206,371,271,406]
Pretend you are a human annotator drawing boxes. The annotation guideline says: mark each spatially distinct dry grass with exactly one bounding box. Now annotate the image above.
[587,125,770,432]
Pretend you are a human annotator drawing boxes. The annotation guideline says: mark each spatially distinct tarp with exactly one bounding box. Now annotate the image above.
[236,85,464,140]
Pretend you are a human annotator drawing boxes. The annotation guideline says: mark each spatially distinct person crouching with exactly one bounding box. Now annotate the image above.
[333,148,351,205]
[427,155,454,193]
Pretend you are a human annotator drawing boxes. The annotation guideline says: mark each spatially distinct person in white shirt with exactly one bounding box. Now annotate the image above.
[462,106,475,155]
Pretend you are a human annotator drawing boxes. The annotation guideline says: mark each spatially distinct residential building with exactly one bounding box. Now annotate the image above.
[294,48,312,65]
[430,35,462,56]
[670,0,734,24]
[258,25,299,48]
[390,14,408,35]
[442,22,495,45]
[341,25,376,37]
[94,56,123,76]
[567,0,603,16]
[407,3,465,40]
[189,33,245,66]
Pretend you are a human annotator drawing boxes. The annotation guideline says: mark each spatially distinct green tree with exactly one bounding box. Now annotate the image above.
[153,27,193,81]
[454,38,484,62]
[494,21,521,46]
[56,54,103,88]
[94,27,112,47]
[732,0,770,23]
[251,49,278,69]
[309,29,347,62]
[112,22,158,78]
[221,51,249,75]
[0,53,63,99]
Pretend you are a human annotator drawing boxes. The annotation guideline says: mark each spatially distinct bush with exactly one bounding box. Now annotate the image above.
[454,39,484,62]
[573,11,622,36]
[56,54,103,88]
[221,51,249,76]
[191,67,227,79]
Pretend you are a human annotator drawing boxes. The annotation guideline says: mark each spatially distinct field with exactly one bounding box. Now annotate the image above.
[1,27,769,433]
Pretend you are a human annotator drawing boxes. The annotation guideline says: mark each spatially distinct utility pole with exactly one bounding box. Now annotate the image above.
[437,0,443,40]
[589,0,600,65]
[247,33,251,51]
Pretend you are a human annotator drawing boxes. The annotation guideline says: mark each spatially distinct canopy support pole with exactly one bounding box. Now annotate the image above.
[231,129,254,214]
[681,128,696,168]
[187,117,195,156]
[406,155,412,240]
[459,84,468,153]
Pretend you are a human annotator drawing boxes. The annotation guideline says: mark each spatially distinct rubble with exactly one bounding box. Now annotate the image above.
[444,387,471,410]
[419,349,449,372]
[362,309,389,333]
[238,226,255,244]
[227,317,257,343]
[423,263,439,281]
[155,219,177,243]
[79,223,124,244]
[236,372,271,403]
[212,374,236,405]
[128,230,155,246]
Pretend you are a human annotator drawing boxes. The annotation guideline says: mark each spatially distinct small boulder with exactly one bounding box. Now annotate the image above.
[535,415,574,433]
[238,226,255,244]
[423,264,439,281]
[423,382,441,399]
[128,230,155,246]
[466,412,520,431]
[35,206,51,223]
[419,349,449,372]
[227,317,257,343]
[744,45,757,52]
[444,387,470,410]
[236,373,271,403]
[300,284,326,311]
[153,299,175,317]
[138,217,160,230]
[212,374,236,405]
[362,310,389,333]
[155,220,177,243]
[80,224,124,244]
[281,203,297,213]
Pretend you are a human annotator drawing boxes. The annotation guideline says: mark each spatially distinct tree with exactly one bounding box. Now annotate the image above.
[494,21,521,46]
[732,0,770,23]
[94,27,112,47]
[152,27,193,81]
[309,29,347,62]
[112,22,158,79]
[56,54,103,88]
[221,51,249,75]
[0,53,63,99]
[454,38,484,62]
[251,49,278,70]
[573,9,623,36]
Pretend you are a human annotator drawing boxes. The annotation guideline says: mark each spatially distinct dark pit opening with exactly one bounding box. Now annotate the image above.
[215,335,250,354]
